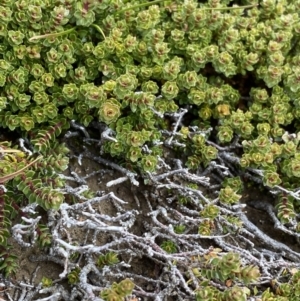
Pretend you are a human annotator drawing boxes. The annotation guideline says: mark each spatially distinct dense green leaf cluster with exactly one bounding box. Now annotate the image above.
[193,248,260,301]
[0,0,297,183]
[1,0,300,299]
[0,137,68,276]
[100,278,135,301]
[97,251,119,268]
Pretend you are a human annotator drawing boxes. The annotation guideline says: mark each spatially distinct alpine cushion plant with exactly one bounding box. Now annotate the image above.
[1,0,300,300]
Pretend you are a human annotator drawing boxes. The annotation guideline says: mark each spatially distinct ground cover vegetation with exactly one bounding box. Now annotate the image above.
[0,0,300,300]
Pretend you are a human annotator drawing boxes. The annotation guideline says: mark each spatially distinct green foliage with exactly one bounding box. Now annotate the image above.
[1,0,300,295]
[0,0,261,174]
[0,141,69,276]
[100,278,135,301]
[205,249,259,282]
[9,140,69,211]
[222,177,243,193]
[37,224,52,248]
[97,252,119,269]
[192,248,260,301]
[185,134,218,169]
[160,240,177,254]
[219,187,241,205]
[259,270,300,300]
[174,224,186,234]
[41,276,53,288]
[276,193,296,224]
[0,188,13,247]
[198,219,215,236]
[200,205,220,219]
[0,249,18,277]
[67,267,81,285]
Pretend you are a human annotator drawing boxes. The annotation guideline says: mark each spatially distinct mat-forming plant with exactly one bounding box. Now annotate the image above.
[1,0,300,300]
